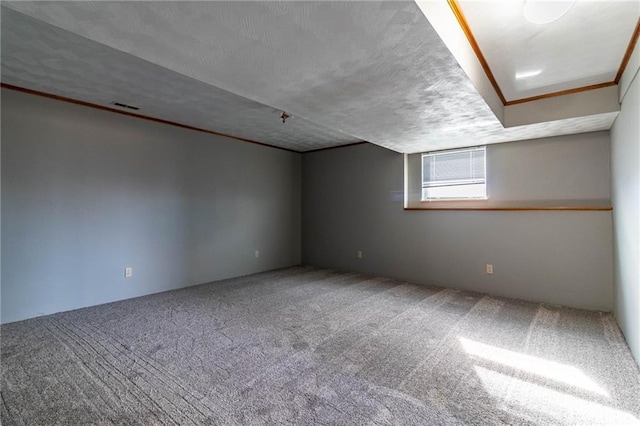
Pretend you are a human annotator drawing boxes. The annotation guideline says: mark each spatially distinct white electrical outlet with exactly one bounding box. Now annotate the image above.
[255,250,260,258]
[357,250,363,259]
[486,264,493,275]
[125,267,133,278]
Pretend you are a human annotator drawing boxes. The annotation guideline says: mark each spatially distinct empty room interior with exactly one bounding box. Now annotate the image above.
[2,1,640,424]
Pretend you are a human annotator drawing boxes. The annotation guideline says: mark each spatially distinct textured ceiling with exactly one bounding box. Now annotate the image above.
[395,112,617,153]
[1,2,624,153]
[0,7,360,152]
[457,0,639,101]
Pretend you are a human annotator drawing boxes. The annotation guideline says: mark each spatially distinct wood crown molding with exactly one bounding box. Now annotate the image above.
[303,141,369,154]
[615,18,640,84]
[1,83,300,154]
[504,82,617,106]
[448,1,640,105]
[446,0,507,105]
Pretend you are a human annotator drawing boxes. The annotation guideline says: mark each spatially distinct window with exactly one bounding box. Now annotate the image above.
[422,146,486,200]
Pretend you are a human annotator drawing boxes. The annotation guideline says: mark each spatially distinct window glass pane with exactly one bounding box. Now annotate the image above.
[423,183,486,200]
[421,147,486,200]
[433,151,471,183]
[422,155,433,184]
[472,149,485,180]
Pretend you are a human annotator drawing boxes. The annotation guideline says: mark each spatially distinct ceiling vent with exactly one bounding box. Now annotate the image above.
[110,101,139,111]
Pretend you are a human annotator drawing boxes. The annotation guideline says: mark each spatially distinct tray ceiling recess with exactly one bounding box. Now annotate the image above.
[2,2,637,154]
[452,0,640,104]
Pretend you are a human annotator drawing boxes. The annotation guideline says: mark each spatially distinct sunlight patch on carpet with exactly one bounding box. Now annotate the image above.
[460,337,609,397]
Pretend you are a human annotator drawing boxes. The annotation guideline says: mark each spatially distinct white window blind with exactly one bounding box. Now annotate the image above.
[422,147,486,200]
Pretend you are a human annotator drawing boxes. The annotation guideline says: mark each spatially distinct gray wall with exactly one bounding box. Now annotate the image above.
[406,132,611,207]
[611,72,640,366]
[1,89,301,324]
[302,135,613,311]
[1,85,621,328]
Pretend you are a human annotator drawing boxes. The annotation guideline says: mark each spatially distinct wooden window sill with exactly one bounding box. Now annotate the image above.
[404,206,612,211]
[404,200,612,211]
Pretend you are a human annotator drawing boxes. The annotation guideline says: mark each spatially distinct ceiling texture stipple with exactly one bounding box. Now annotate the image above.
[0,7,361,152]
[0,1,631,153]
